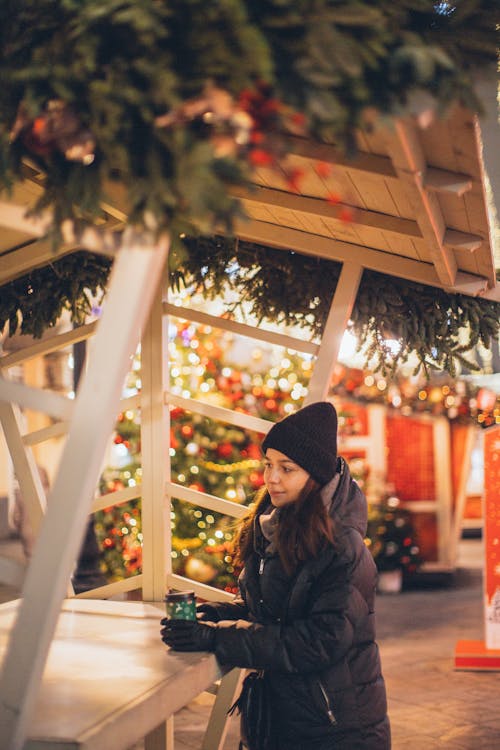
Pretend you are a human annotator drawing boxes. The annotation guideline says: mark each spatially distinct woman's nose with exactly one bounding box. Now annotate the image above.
[266,467,280,483]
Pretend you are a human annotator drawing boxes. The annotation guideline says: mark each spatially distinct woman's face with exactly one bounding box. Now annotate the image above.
[263,448,310,507]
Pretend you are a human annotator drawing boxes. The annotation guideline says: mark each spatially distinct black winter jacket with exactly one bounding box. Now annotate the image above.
[204,459,390,749]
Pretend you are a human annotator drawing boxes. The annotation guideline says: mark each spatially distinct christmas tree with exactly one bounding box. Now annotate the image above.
[366,492,421,579]
[94,315,314,590]
[94,349,143,581]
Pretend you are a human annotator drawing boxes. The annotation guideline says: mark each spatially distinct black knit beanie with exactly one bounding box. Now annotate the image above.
[262,402,338,486]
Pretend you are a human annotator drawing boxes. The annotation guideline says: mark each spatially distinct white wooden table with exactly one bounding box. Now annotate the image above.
[0,599,221,749]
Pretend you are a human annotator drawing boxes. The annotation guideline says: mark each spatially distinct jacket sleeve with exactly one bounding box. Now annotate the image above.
[213,555,366,674]
[197,597,249,622]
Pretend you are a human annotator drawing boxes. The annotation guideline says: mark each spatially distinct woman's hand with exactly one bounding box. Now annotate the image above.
[196,602,221,622]
[160,618,217,651]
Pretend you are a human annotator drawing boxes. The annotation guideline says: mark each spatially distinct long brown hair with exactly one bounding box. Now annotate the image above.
[235,477,335,576]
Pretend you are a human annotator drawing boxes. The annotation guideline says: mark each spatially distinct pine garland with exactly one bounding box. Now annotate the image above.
[0,1,496,235]
[2,237,497,377]
[0,251,110,339]
[176,236,500,377]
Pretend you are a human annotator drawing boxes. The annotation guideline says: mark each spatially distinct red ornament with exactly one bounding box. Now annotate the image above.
[249,148,274,166]
[188,482,205,493]
[339,206,354,223]
[477,388,497,412]
[114,435,123,444]
[326,192,341,205]
[315,161,333,178]
[250,130,265,144]
[217,443,233,458]
[247,444,262,460]
[285,168,305,193]
[264,398,278,411]
[249,471,265,488]
[291,112,307,127]
[181,424,194,438]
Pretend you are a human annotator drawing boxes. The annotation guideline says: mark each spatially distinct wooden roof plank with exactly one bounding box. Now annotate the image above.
[345,172,400,215]
[418,111,461,171]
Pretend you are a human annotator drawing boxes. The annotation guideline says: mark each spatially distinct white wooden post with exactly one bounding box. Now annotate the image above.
[0,231,169,750]
[449,425,477,567]
[140,270,170,604]
[433,416,454,568]
[201,669,244,750]
[140,268,173,750]
[366,404,387,478]
[304,261,363,404]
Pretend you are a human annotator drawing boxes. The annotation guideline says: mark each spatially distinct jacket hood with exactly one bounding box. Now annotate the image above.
[321,457,367,537]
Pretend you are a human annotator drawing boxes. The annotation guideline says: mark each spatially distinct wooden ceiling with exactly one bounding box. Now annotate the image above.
[234,105,499,301]
[0,103,498,302]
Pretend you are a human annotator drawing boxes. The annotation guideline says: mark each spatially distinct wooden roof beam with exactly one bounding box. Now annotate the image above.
[234,218,499,302]
[285,136,397,177]
[232,185,422,240]
[285,136,474,196]
[444,229,482,253]
[424,167,473,197]
[0,199,51,240]
[386,119,458,287]
[233,185,483,252]
[0,238,77,286]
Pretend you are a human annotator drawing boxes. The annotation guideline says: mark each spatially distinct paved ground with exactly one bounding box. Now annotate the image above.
[2,538,499,749]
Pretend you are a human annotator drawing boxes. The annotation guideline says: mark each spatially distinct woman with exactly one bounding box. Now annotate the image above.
[161,401,391,749]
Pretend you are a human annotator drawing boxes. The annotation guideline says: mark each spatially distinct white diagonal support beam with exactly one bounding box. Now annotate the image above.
[75,573,144,600]
[0,397,46,542]
[168,482,249,519]
[0,231,169,750]
[164,303,319,356]
[167,572,234,603]
[0,377,74,420]
[0,322,98,369]
[304,261,363,404]
[165,392,271,435]
[387,118,458,287]
[91,484,141,513]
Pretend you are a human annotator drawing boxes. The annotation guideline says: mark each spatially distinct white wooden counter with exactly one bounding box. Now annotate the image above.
[0,599,221,749]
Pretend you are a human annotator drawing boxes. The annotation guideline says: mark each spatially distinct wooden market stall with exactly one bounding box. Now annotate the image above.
[0,8,498,748]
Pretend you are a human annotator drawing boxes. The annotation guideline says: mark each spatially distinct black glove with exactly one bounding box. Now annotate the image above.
[160,618,217,652]
[196,602,221,622]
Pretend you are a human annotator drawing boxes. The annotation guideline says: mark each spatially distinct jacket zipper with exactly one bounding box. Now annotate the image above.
[318,680,337,725]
